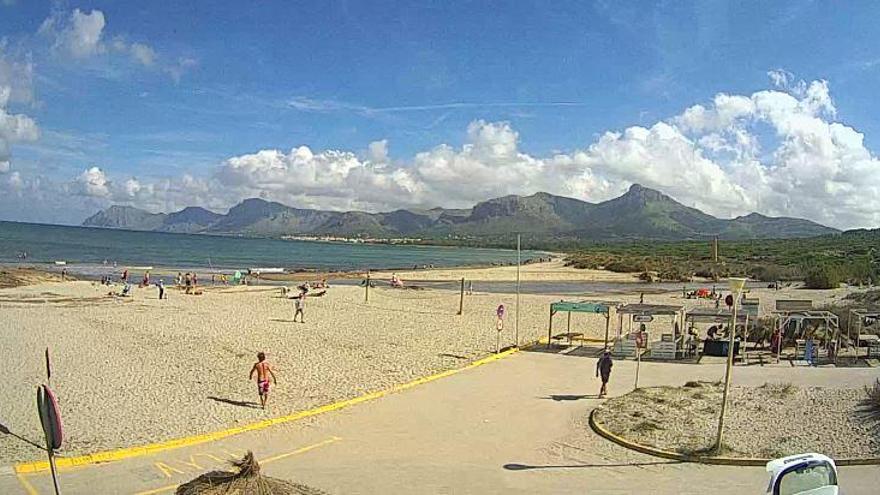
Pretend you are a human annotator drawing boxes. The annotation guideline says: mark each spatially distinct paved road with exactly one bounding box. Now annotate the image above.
[4,347,879,494]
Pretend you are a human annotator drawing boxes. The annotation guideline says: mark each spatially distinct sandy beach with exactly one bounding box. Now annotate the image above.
[0,261,864,464]
[373,258,641,282]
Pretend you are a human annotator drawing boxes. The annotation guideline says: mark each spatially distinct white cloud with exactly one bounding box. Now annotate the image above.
[367,139,389,163]
[0,42,35,104]
[6,74,880,230]
[40,9,107,58]
[39,9,170,71]
[73,166,110,197]
[129,43,156,66]
[0,85,40,172]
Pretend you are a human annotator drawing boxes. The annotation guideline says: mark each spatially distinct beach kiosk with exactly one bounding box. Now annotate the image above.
[846,308,880,359]
[613,304,685,359]
[771,300,840,363]
[546,301,618,350]
[684,308,751,359]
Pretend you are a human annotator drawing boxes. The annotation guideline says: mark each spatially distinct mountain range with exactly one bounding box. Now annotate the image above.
[82,184,838,242]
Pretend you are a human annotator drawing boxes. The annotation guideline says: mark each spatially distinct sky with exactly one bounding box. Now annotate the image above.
[1,1,880,229]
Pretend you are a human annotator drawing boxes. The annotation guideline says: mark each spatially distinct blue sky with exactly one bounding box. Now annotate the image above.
[2,1,880,228]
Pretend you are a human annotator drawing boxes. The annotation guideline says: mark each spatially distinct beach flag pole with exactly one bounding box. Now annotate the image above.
[458,278,465,315]
[515,234,521,348]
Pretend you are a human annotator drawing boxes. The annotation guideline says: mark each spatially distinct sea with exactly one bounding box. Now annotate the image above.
[0,221,542,273]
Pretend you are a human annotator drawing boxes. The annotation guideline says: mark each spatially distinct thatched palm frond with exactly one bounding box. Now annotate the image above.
[176,451,328,495]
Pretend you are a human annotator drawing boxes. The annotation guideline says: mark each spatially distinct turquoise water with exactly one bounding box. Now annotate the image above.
[0,221,539,271]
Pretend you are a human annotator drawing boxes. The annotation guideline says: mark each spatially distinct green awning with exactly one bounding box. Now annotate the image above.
[551,301,612,314]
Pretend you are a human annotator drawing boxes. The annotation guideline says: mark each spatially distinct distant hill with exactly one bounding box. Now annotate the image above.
[82,184,839,242]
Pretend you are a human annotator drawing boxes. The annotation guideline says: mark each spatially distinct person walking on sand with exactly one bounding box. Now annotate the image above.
[249,352,277,409]
[157,279,165,300]
[596,351,613,397]
[293,293,305,323]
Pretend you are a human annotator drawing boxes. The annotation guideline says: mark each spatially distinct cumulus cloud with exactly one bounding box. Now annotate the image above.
[367,139,389,163]
[0,86,40,173]
[73,166,110,197]
[0,42,35,104]
[7,74,880,229]
[40,8,106,58]
[39,9,174,73]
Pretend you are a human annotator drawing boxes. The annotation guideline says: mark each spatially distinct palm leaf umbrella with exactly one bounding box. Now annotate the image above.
[175,451,327,495]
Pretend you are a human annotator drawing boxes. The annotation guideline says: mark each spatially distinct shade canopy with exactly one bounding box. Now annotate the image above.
[550,301,616,314]
[617,303,683,316]
[685,308,749,323]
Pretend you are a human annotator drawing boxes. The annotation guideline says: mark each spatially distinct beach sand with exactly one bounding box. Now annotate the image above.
[0,263,862,464]
[373,258,640,282]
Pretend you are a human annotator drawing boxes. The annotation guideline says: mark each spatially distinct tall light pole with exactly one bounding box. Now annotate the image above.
[714,277,747,454]
[515,234,521,348]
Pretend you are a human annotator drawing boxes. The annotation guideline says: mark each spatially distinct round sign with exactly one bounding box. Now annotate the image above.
[725,295,734,308]
[496,304,505,319]
[37,385,63,450]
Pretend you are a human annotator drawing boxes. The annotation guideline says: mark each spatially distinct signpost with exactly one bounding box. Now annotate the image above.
[633,331,647,389]
[37,385,63,495]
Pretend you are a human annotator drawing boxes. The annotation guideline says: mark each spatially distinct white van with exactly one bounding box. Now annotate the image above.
[766,453,839,495]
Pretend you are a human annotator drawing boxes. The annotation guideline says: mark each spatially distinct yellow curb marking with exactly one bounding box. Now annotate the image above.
[133,437,341,495]
[15,474,39,495]
[15,346,521,474]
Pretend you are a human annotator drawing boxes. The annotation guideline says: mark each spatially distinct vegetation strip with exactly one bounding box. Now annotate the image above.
[589,409,880,467]
[14,346,524,474]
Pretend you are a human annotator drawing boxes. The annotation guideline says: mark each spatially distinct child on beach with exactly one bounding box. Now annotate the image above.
[249,352,277,409]
[293,294,305,323]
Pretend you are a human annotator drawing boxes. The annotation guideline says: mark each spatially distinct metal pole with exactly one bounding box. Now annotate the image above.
[515,234,521,348]
[458,277,465,315]
[364,271,370,303]
[48,451,61,495]
[715,292,739,453]
[547,307,554,349]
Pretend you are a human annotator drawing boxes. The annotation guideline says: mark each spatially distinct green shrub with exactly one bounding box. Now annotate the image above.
[803,264,844,289]
[606,258,649,273]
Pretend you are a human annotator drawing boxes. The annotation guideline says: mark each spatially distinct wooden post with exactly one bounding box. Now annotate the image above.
[715,289,740,454]
[364,271,370,303]
[567,311,572,346]
[603,314,611,351]
[458,277,465,315]
[547,307,554,349]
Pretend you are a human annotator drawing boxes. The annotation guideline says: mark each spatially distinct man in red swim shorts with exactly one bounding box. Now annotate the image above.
[249,352,277,409]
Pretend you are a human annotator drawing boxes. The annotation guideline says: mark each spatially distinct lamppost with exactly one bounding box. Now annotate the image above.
[714,277,747,454]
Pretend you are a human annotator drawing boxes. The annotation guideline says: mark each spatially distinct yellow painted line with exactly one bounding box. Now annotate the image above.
[16,346,522,474]
[15,474,39,495]
[260,436,340,464]
[132,484,176,495]
[131,436,342,495]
